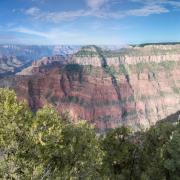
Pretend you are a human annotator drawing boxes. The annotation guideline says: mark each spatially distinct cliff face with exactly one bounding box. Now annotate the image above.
[17,55,67,75]
[1,45,180,132]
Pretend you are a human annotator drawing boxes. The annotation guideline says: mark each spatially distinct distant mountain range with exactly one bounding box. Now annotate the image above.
[0,45,81,76]
[0,44,82,59]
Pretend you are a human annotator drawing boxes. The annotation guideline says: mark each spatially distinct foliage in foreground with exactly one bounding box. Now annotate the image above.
[0,88,180,179]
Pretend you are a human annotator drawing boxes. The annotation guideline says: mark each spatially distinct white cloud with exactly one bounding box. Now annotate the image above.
[130,0,180,7]
[24,8,91,22]
[8,26,124,45]
[30,0,47,3]
[43,10,89,23]
[24,4,170,23]
[11,27,49,37]
[25,7,40,16]
[126,4,169,17]
[9,27,85,44]
[22,0,180,23]
[86,0,108,9]
[166,1,180,7]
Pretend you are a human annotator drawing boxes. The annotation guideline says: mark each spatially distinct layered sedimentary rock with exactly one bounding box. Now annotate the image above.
[17,55,67,75]
[71,45,180,66]
[1,44,180,132]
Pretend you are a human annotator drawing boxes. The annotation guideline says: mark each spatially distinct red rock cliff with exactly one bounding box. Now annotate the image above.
[1,45,180,132]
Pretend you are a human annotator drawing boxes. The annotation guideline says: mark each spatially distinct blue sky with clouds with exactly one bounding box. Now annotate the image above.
[0,0,180,45]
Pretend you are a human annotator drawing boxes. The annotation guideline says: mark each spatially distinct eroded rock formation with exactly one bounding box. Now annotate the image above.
[1,44,180,132]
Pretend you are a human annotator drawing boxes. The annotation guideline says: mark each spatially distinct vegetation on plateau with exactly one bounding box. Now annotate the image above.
[0,88,180,179]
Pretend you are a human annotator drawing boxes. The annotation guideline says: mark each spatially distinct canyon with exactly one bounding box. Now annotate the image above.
[0,45,80,76]
[0,44,180,132]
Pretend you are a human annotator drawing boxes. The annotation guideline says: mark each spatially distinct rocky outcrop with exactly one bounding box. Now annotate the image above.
[17,55,66,75]
[1,44,180,132]
[70,45,180,67]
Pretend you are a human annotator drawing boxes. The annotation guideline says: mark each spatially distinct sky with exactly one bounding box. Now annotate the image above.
[0,0,180,45]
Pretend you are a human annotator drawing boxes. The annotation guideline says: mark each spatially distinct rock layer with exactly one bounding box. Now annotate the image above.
[1,44,180,132]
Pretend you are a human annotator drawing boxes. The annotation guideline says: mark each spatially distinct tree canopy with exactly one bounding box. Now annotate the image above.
[0,88,180,179]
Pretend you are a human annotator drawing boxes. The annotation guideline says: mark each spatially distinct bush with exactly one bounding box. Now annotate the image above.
[0,88,103,179]
[0,88,180,179]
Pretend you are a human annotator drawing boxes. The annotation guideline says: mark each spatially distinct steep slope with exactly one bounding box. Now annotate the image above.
[1,44,180,132]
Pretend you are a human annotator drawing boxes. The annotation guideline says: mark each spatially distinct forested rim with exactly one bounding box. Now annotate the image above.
[0,88,180,179]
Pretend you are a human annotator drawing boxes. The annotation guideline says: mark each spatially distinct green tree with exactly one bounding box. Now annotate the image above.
[30,107,104,179]
[1,88,179,180]
[0,88,103,179]
[140,122,175,180]
[164,122,180,179]
[0,88,33,179]
[101,127,140,179]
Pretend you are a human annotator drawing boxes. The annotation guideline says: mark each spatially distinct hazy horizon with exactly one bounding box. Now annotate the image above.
[1,42,180,46]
